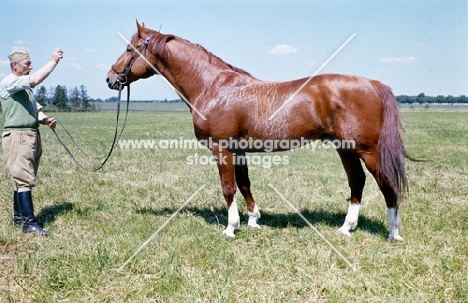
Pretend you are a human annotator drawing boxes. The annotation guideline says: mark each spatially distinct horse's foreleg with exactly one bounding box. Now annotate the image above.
[234,153,261,230]
[212,144,240,238]
[336,151,366,237]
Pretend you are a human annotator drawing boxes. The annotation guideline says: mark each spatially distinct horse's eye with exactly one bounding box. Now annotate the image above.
[126,46,132,53]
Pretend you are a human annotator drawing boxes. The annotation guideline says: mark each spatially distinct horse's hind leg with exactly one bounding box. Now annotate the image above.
[380,181,404,242]
[235,152,261,230]
[360,152,404,242]
[336,151,366,237]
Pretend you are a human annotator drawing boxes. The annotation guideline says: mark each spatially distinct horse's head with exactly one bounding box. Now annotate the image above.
[106,20,158,90]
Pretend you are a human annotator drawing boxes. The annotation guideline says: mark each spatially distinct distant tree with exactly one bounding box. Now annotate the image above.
[36,86,48,107]
[435,95,445,104]
[105,96,118,102]
[416,92,426,104]
[69,86,80,109]
[79,84,90,110]
[52,85,69,109]
[426,96,436,104]
[446,95,456,105]
[48,86,55,105]
[458,95,467,104]
[396,95,411,104]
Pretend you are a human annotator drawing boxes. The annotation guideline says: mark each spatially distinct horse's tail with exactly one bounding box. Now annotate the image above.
[374,82,411,207]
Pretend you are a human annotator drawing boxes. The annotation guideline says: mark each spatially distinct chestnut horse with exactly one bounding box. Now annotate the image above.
[107,21,411,242]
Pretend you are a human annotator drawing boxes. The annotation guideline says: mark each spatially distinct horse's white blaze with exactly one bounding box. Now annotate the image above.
[387,207,404,241]
[220,198,240,238]
[336,203,360,237]
[247,204,261,230]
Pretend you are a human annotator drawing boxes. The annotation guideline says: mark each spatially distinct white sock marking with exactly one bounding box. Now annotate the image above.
[220,198,240,238]
[387,207,404,241]
[337,203,360,237]
[247,204,261,229]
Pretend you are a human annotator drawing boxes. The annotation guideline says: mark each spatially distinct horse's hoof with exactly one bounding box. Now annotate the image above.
[220,230,235,239]
[387,236,404,243]
[247,223,261,230]
[336,228,351,237]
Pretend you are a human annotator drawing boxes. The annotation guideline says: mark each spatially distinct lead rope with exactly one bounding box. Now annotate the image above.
[51,84,131,172]
[53,119,107,161]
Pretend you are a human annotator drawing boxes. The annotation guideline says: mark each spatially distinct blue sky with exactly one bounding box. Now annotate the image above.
[1,0,466,100]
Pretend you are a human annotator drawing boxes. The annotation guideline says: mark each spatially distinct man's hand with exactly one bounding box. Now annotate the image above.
[52,48,63,63]
[44,117,57,129]
[30,48,63,86]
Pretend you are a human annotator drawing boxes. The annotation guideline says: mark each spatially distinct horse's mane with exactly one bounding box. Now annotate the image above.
[140,30,252,77]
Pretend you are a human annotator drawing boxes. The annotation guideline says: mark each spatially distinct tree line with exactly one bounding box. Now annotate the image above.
[396,93,468,105]
[32,86,183,111]
[35,85,91,111]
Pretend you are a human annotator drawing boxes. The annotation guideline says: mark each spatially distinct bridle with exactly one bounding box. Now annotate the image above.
[111,34,153,85]
[52,35,154,172]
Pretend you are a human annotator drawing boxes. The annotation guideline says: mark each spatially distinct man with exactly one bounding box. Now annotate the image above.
[0,48,63,236]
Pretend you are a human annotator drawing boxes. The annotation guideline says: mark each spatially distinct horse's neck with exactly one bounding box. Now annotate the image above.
[160,41,237,101]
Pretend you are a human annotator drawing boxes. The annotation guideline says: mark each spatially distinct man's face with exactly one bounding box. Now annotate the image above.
[13,59,33,76]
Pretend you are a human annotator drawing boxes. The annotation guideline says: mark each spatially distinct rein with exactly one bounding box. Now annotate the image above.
[52,84,130,172]
[53,35,153,172]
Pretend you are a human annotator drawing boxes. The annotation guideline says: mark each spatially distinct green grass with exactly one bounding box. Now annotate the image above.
[0,110,467,302]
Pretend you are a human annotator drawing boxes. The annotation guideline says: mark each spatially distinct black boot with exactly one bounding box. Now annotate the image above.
[13,191,23,227]
[17,191,49,236]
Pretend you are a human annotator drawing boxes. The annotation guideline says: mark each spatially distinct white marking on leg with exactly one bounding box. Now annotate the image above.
[336,203,360,237]
[247,204,261,230]
[387,207,404,242]
[220,198,240,239]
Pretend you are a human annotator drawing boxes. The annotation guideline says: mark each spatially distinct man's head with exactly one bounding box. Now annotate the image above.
[9,50,32,76]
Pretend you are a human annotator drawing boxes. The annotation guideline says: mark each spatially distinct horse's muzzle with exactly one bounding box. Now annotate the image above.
[106,75,121,90]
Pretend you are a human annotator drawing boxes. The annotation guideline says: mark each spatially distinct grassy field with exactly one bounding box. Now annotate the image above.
[0,110,467,302]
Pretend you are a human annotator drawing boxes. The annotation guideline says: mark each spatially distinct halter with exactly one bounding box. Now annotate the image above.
[111,34,153,85]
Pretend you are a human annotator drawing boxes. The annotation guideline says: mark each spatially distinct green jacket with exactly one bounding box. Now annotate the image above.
[0,74,40,130]
[1,89,39,130]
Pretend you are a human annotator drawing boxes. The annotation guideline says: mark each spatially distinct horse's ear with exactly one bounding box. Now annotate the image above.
[136,19,145,36]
